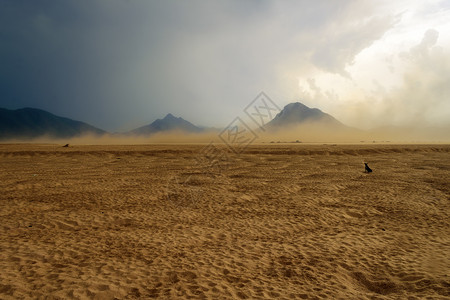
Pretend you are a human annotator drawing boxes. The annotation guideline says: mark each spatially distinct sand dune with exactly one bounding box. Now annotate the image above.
[0,144,449,299]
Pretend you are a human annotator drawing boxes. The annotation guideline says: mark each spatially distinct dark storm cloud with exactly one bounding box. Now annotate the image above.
[0,0,398,131]
[1,0,175,130]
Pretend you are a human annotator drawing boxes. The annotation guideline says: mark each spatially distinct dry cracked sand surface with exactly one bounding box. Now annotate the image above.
[0,144,449,299]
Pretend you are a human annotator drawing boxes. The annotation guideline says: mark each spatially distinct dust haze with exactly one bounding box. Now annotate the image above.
[2,125,448,146]
[0,131,219,145]
[258,123,450,144]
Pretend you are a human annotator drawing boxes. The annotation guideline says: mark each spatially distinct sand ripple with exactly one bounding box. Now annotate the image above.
[0,144,449,299]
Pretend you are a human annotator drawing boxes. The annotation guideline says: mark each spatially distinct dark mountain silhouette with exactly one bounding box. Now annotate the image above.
[265,102,345,129]
[0,107,106,140]
[130,113,204,135]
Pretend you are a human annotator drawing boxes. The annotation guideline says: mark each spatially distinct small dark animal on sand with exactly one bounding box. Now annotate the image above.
[364,163,372,173]
[63,144,69,148]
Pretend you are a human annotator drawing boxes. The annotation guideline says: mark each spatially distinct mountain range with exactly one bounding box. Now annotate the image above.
[265,102,346,129]
[0,108,106,140]
[0,102,358,140]
[129,113,204,136]
[1,103,446,141]
[0,103,347,140]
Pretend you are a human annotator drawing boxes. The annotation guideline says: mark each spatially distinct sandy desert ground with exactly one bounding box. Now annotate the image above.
[0,143,449,299]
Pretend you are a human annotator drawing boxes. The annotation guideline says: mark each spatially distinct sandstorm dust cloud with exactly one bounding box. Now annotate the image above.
[1,131,219,145]
[2,125,449,145]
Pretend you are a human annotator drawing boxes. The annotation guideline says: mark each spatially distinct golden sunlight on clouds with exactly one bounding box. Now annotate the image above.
[294,0,450,129]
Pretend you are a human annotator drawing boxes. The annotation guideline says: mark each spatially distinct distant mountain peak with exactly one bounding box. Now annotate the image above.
[284,102,308,109]
[130,113,203,135]
[265,101,344,129]
[164,113,176,119]
[0,107,106,140]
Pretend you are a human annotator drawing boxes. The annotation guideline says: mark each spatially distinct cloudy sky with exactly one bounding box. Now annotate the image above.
[1,0,449,131]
